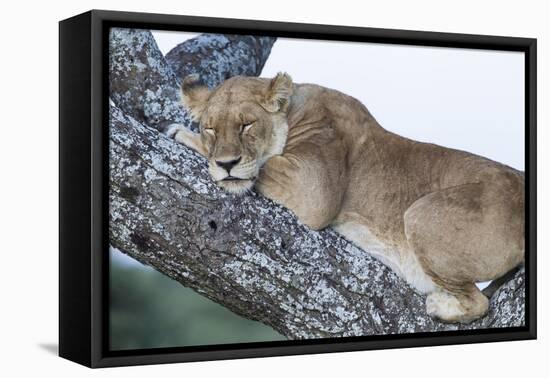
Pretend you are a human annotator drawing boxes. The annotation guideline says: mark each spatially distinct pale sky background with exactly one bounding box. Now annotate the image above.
[152,30,525,171]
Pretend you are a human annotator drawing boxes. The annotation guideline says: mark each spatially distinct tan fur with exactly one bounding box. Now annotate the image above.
[176,73,525,323]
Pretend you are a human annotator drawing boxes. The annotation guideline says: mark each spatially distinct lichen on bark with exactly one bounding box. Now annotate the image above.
[109,28,276,132]
[165,33,276,89]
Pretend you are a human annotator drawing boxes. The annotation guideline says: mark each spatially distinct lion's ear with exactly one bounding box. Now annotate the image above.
[262,72,293,113]
[181,74,211,121]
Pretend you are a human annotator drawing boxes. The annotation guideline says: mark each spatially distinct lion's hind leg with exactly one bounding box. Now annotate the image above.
[403,182,521,323]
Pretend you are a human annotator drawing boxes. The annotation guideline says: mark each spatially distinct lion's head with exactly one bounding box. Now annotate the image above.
[180,73,293,194]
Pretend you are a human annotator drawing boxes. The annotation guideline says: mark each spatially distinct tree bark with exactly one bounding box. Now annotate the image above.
[109,28,275,132]
[109,103,526,339]
[165,33,276,89]
[109,28,188,130]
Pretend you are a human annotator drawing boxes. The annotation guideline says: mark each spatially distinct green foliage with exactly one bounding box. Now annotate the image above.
[110,251,285,350]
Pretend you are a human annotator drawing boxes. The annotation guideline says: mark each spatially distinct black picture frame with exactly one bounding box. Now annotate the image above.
[59,9,537,368]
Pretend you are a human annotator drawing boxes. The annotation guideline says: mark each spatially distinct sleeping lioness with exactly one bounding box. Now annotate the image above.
[172,72,524,323]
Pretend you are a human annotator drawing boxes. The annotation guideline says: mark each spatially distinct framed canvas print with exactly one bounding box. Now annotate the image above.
[59,10,537,368]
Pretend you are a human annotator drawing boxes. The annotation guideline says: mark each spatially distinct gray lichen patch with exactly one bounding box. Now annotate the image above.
[165,34,276,89]
[110,29,276,133]
[109,28,190,130]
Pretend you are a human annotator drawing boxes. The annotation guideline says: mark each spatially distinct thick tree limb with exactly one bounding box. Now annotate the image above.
[109,103,525,339]
[165,34,276,88]
[109,28,275,131]
[109,28,188,130]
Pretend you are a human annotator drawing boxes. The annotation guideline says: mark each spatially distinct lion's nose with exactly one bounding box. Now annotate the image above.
[215,156,242,173]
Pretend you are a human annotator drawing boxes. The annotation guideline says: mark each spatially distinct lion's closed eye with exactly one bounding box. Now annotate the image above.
[241,122,255,134]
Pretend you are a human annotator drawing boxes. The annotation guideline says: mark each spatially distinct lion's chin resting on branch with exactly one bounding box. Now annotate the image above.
[173,72,525,324]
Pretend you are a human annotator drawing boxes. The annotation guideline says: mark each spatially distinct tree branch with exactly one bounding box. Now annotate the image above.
[165,33,276,89]
[109,28,275,132]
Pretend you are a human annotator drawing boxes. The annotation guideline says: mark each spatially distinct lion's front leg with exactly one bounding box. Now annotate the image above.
[166,123,208,157]
[256,155,341,231]
[256,155,294,208]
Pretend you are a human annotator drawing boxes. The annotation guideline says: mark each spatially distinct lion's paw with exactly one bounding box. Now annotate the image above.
[426,291,466,323]
[163,123,187,139]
